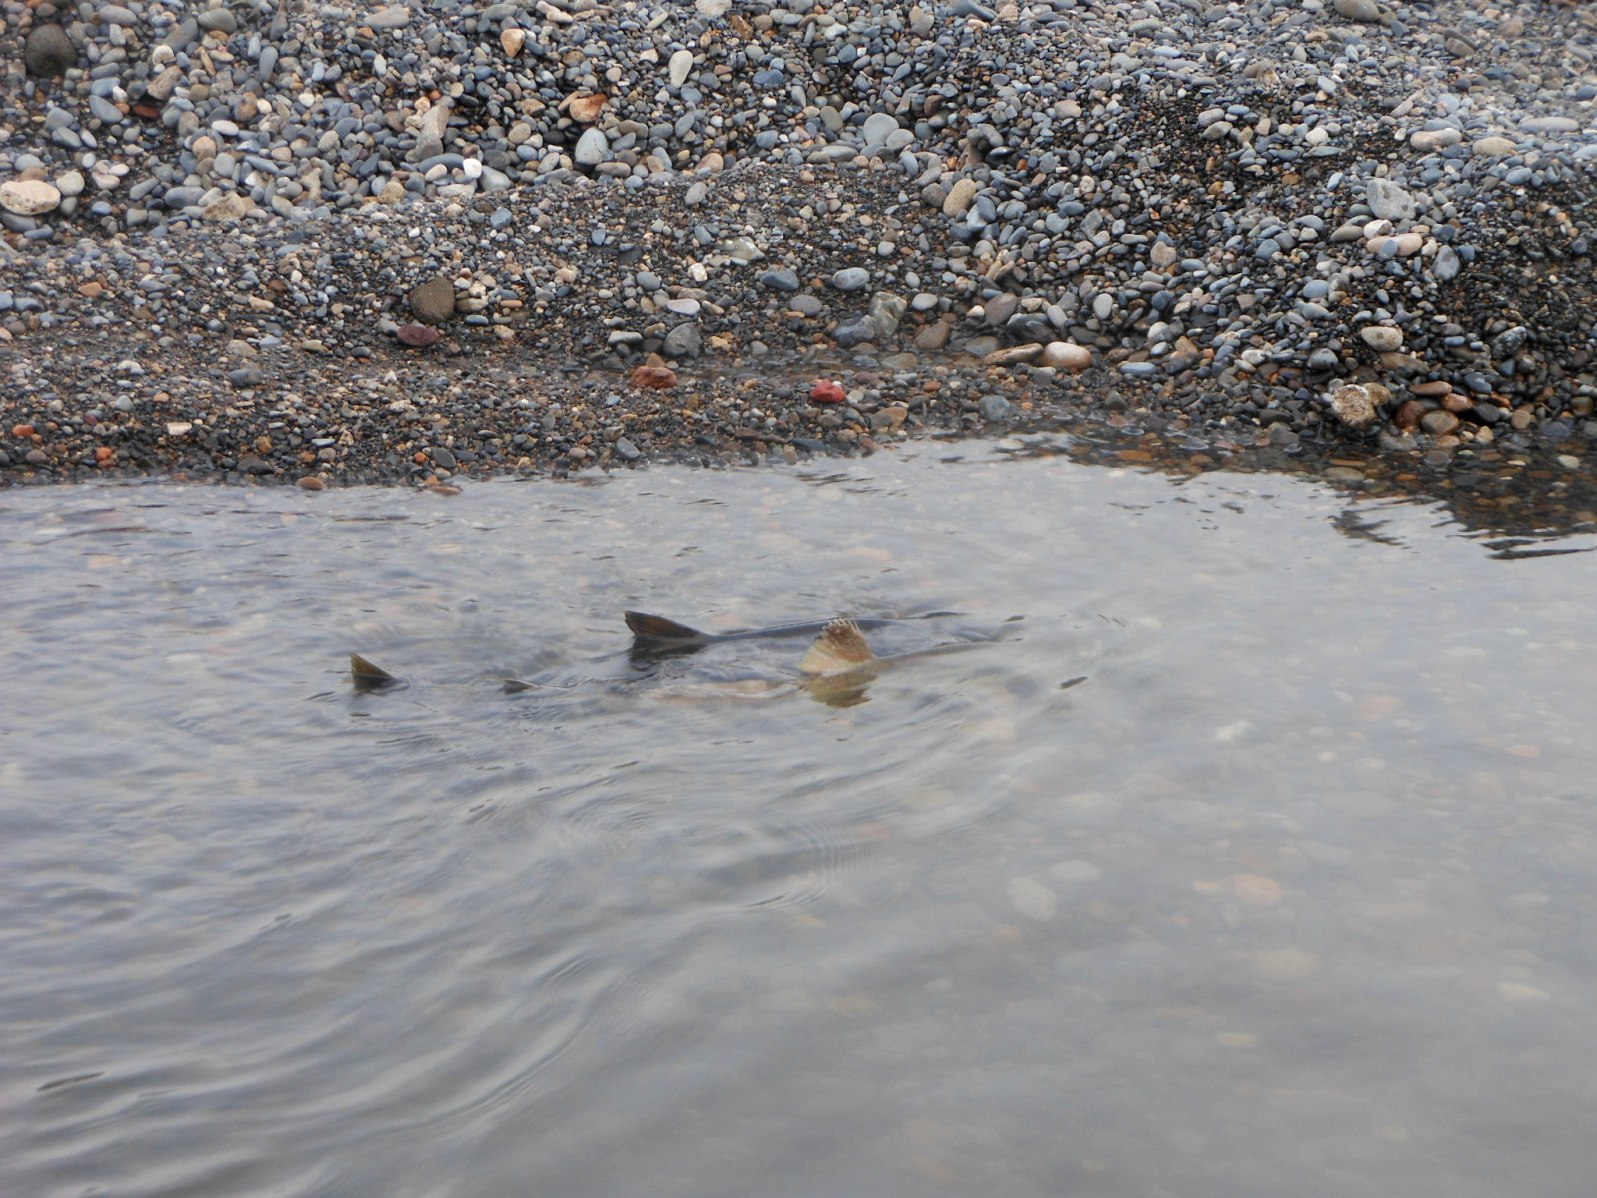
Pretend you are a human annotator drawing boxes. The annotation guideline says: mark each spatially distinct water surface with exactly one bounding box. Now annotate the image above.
[4,444,1597,1197]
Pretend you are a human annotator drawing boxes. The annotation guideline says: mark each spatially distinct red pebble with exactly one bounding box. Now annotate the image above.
[396,324,442,348]
[810,380,846,403]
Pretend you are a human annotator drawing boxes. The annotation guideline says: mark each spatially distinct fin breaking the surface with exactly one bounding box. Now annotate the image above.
[350,653,400,690]
[798,618,878,676]
[502,677,575,694]
[625,611,709,642]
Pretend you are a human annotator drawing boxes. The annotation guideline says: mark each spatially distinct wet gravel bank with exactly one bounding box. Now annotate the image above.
[3,0,1596,486]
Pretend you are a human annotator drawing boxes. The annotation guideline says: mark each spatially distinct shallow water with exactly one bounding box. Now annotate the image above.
[5,445,1597,1198]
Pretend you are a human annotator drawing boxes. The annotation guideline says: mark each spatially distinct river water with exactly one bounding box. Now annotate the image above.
[5,440,1597,1197]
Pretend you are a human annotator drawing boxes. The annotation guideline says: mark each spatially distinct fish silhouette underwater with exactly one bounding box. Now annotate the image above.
[351,610,1002,708]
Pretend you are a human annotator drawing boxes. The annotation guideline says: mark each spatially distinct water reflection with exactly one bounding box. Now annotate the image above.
[3,447,1597,1198]
[986,417,1597,553]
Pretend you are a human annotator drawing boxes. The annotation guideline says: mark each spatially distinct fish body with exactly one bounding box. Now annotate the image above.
[349,652,552,695]
[625,609,901,645]
[624,609,957,653]
[354,611,999,707]
[649,618,991,708]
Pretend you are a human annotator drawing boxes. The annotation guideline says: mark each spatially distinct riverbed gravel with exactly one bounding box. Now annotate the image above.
[2,0,1595,485]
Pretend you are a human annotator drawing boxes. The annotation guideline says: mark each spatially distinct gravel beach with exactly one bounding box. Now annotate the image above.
[2,0,1595,485]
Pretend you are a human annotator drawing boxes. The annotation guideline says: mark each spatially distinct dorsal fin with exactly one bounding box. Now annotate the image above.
[350,653,396,681]
[798,618,876,676]
[625,611,707,642]
[350,654,400,689]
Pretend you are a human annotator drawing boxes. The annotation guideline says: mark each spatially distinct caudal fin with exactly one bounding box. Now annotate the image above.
[798,619,877,676]
[625,611,707,642]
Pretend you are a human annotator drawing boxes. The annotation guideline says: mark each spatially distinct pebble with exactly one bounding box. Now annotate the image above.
[861,113,900,146]
[574,128,610,166]
[1434,246,1462,282]
[979,394,1014,423]
[1420,410,1461,436]
[1410,128,1461,153]
[986,346,1041,367]
[367,7,413,30]
[661,322,702,358]
[1040,342,1092,371]
[569,95,606,125]
[1470,137,1518,158]
[831,268,871,292]
[197,9,237,34]
[668,50,695,88]
[24,24,78,77]
[1007,877,1057,922]
[1332,0,1380,21]
[1365,180,1416,222]
[408,277,456,325]
[630,364,678,390]
[1521,116,1579,135]
[397,325,442,348]
[1330,384,1379,430]
[942,178,981,217]
[0,180,62,216]
[88,95,123,126]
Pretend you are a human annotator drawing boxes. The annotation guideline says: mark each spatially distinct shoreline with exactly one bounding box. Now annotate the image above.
[4,0,1596,487]
[7,392,1596,555]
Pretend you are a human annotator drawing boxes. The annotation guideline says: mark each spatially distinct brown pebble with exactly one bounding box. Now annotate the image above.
[1329,384,1378,429]
[11,423,36,438]
[1394,399,1427,431]
[396,324,442,348]
[297,475,326,491]
[407,276,456,324]
[630,364,678,390]
[876,404,909,430]
[1420,409,1460,436]
[568,93,607,123]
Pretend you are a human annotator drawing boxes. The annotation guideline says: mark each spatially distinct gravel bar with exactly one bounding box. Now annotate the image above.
[3,0,1595,485]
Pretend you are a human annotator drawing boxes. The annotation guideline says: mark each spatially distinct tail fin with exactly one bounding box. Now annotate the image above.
[625,611,707,642]
[798,619,877,676]
[350,654,399,689]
